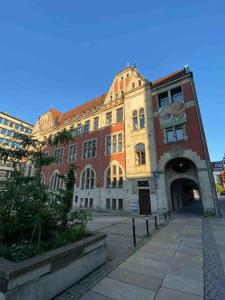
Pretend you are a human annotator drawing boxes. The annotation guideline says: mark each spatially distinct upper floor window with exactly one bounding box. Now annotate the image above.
[158,92,169,108]
[83,139,97,159]
[81,167,95,189]
[106,112,112,126]
[106,165,123,189]
[106,133,123,155]
[77,123,82,135]
[84,120,90,133]
[93,117,99,131]
[68,144,77,162]
[54,148,64,163]
[133,108,145,130]
[42,152,49,159]
[166,127,184,143]
[171,86,183,103]
[135,143,146,165]
[116,107,123,123]
[50,172,61,191]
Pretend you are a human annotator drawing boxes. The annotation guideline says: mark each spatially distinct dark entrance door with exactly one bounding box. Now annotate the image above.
[138,189,151,215]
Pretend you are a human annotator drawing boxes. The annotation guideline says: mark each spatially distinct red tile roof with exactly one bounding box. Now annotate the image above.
[151,68,187,88]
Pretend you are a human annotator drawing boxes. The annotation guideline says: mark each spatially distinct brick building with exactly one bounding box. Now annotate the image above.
[32,66,218,215]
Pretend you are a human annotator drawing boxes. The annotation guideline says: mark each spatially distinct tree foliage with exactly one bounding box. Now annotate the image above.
[0,129,91,262]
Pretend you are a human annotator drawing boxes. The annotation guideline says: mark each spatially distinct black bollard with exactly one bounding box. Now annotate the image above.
[154,212,158,230]
[132,217,136,247]
[168,209,171,219]
[164,208,167,221]
[146,215,149,236]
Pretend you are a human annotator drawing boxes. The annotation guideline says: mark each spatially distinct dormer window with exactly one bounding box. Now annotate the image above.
[82,111,86,117]
[121,76,123,81]
[132,83,135,89]
[127,73,129,78]
[138,80,141,87]
[116,93,118,99]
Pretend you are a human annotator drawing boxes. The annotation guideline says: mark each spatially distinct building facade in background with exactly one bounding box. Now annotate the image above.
[0,112,33,186]
[32,66,218,215]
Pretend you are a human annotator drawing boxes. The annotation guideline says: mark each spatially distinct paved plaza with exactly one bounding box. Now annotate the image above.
[55,199,225,300]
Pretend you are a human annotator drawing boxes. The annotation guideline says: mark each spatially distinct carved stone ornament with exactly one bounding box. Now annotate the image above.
[169,147,185,158]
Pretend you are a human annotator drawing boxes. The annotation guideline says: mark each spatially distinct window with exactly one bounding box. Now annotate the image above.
[158,92,169,108]
[89,198,93,208]
[139,108,145,128]
[133,111,138,130]
[171,86,183,103]
[50,172,61,191]
[68,144,77,162]
[14,123,19,130]
[84,120,90,133]
[0,117,3,124]
[77,123,82,135]
[132,83,135,89]
[166,127,185,143]
[106,112,112,125]
[3,119,9,126]
[138,80,141,87]
[84,198,88,208]
[83,139,96,159]
[93,117,99,131]
[106,133,123,154]
[116,108,123,123]
[74,195,78,203]
[1,128,7,135]
[112,199,116,210]
[106,136,111,155]
[81,167,95,189]
[135,143,146,165]
[54,148,64,163]
[106,198,110,209]
[106,165,123,189]
[118,199,123,210]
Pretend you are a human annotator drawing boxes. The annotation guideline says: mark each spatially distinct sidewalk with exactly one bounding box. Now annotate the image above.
[80,217,203,300]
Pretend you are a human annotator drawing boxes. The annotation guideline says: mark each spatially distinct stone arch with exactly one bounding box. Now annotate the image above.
[104,160,125,188]
[79,164,96,190]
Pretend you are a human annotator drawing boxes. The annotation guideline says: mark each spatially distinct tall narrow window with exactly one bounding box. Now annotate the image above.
[133,110,138,130]
[50,172,61,191]
[113,135,117,153]
[139,108,145,128]
[105,165,123,189]
[106,198,110,209]
[171,86,183,103]
[158,92,169,108]
[106,133,123,154]
[116,107,123,123]
[93,117,99,131]
[166,128,175,143]
[83,139,96,159]
[106,136,111,155]
[106,112,112,125]
[118,133,123,152]
[68,145,77,162]
[54,148,64,163]
[136,144,146,165]
[81,167,95,189]
[84,120,90,133]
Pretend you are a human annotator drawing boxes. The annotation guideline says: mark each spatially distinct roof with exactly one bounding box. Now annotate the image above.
[49,94,106,125]
[0,111,33,127]
[151,68,188,88]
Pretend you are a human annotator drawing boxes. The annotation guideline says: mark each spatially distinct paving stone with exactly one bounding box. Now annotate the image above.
[108,267,161,291]
[79,291,115,300]
[92,277,155,300]
[162,274,203,296]
[127,255,169,270]
[155,287,203,300]
[133,251,173,263]
[119,260,166,279]
[167,263,203,281]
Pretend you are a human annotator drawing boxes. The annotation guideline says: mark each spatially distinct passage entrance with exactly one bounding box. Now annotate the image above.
[171,178,203,214]
[138,189,151,215]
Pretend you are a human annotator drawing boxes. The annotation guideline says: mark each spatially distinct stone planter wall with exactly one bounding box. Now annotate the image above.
[0,232,106,300]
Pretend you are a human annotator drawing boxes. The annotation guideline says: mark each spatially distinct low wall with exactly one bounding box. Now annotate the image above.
[0,232,106,300]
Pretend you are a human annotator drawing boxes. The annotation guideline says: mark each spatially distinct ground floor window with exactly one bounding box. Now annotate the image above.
[118,199,123,210]
[106,198,123,210]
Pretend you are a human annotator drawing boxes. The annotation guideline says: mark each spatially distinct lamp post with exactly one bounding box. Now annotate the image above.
[152,171,160,224]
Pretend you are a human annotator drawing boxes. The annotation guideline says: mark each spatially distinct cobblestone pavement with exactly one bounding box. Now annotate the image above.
[53,212,169,300]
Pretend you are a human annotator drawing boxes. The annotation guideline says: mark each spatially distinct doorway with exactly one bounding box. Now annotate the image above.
[138,189,151,215]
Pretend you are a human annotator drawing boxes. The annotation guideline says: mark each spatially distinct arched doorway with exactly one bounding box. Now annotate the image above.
[170,178,203,214]
[165,157,203,215]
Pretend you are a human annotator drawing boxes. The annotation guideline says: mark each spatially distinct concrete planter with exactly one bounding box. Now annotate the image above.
[0,232,106,300]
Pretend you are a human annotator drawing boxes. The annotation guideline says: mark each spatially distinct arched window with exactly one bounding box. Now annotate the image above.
[135,144,146,165]
[81,167,95,189]
[106,165,123,189]
[133,110,138,130]
[50,172,61,191]
[139,108,145,128]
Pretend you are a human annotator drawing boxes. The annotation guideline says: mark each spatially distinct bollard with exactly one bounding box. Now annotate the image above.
[168,209,171,219]
[146,215,150,236]
[164,208,167,221]
[154,212,158,230]
[132,217,136,247]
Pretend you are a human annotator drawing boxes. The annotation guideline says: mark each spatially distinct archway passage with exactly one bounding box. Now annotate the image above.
[171,178,203,215]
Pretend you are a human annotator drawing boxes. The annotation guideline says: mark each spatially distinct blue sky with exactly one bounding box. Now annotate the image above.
[0,0,224,160]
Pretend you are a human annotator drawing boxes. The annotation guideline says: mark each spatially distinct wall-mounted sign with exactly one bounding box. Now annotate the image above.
[211,161,224,172]
[159,102,187,129]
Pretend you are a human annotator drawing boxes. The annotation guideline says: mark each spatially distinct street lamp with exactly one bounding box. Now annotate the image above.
[152,171,160,224]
